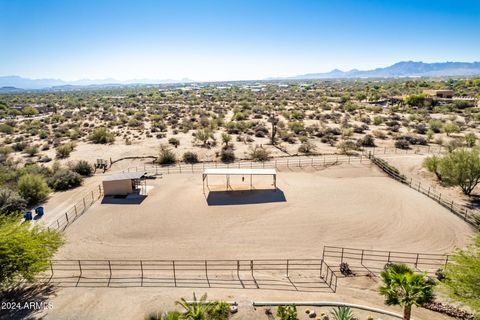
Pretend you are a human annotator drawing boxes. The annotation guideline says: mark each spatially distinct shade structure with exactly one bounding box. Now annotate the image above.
[202,168,277,192]
[102,172,147,196]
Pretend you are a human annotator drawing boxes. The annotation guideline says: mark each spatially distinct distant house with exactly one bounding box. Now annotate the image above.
[424,89,454,99]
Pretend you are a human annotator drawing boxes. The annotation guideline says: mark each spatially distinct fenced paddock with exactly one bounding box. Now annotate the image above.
[42,259,337,293]
[322,246,449,276]
[369,153,479,228]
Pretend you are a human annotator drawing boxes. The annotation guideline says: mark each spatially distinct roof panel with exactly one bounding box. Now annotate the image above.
[103,172,146,181]
[203,168,276,175]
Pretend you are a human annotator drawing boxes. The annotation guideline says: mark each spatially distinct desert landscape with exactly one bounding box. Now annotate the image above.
[1,1,480,319]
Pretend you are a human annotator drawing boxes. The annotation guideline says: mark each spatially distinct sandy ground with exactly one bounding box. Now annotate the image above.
[33,277,457,320]
[56,163,473,260]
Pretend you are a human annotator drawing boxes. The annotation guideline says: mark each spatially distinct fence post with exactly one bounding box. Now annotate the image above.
[76,260,82,287]
[50,260,54,279]
[415,254,419,267]
[205,260,210,287]
[361,250,364,264]
[83,198,86,211]
[451,201,454,210]
[286,259,289,277]
[108,260,112,286]
[172,261,176,287]
[428,187,430,196]
[91,191,94,203]
[65,212,69,224]
[74,205,78,217]
[140,260,143,287]
[341,248,344,263]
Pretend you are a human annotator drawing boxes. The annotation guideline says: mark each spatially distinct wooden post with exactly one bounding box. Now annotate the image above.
[76,260,82,287]
[286,259,289,277]
[205,260,210,288]
[65,212,69,224]
[140,261,143,287]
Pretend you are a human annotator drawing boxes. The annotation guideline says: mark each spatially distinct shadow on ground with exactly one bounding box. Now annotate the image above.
[206,189,286,206]
[101,195,147,205]
[0,283,56,320]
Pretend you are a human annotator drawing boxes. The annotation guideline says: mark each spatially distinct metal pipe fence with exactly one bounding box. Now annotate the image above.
[122,154,368,176]
[322,246,449,276]
[369,153,479,228]
[47,185,103,232]
[42,258,337,293]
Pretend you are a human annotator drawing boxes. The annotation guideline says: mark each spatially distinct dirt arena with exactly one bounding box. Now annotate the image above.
[25,161,474,320]
[56,162,474,260]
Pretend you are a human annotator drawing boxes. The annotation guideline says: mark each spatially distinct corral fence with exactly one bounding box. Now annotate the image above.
[322,246,449,276]
[122,154,369,176]
[47,185,103,232]
[368,153,480,228]
[42,258,337,293]
[364,145,445,156]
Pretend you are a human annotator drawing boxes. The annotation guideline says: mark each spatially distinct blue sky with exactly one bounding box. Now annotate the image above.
[0,0,479,81]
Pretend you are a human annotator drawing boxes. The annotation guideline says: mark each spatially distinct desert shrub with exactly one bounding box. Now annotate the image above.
[298,140,316,154]
[444,234,480,315]
[465,133,477,147]
[443,122,460,136]
[436,148,480,195]
[48,169,83,191]
[360,134,375,147]
[17,174,51,205]
[158,145,176,165]
[55,142,75,159]
[0,215,64,289]
[0,188,27,214]
[277,305,298,320]
[208,301,231,320]
[423,155,442,180]
[429,119,443,133]
[395,138,410,149]
[0,123,14,134]
[405,94,428,107]
[72,160,93,176]
[221,148,235,163]
[249,145,271,161]
[89,127,115,144]
[24,145,39,157]
[182,151,199,164]
[168,137,180,148]
[330,305,355,320]
[337,140,360,154]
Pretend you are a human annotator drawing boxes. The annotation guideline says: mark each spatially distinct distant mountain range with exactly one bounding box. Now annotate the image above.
[0,76,195,91]
[1,61,480,91]
[284,61,480,80]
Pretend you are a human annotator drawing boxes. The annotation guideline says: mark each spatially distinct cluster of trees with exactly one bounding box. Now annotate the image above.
[424,148,480,195]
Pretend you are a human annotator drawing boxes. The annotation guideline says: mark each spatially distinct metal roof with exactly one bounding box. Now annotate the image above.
[203,168,276,176]
[103,172,146,182]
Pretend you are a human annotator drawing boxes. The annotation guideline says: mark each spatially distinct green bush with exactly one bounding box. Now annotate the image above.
[72,160,93,176]
[48,169,83,191]
[168,137,180,147]
[55,142,75,159]
[183,151,199,164]
[89,127,115,144]
[277,305,298,320]
[0,188,27,214]
[158,145,176,165]
[361,134,375,147]
[24,145,39,157]
[249,145,271,161]
[0,215,64,289]
[208,301,231,320]
[0,123,14,134]
[17,174,51,205]
[221,148,235,163]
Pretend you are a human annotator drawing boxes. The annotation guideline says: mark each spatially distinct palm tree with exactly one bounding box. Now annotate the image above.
[379,264,436,320]
[175,293,214,320]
